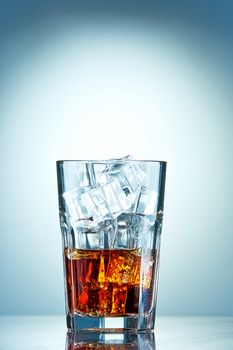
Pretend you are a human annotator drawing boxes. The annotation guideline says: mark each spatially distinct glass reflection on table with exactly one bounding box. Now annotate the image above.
[66,331,156,349]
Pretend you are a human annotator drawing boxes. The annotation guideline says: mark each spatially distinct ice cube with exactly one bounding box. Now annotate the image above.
[106,155,133,170]
[63,185,108,227]
[109,161,145,192]
[102,219,117,249]
[113,220,132,249]
[63,158,146,228]
[90,187,109,218]
[133,186,158,216]
[87,219,116,249]
[114,213,154,249]
[63,187,88,222]
[63,187,101,228]
[81,163,97,187]
[72,224,103,249]
[121,162,145,192]
[114,213,142,249]
[80,190,107,223]
[106,161,145,211]
[64,178,133,227]
[71,219,117,249]
[100,179,131,217]
[85,231,103,249]
[95,171,110,186]
[106,249,140,285]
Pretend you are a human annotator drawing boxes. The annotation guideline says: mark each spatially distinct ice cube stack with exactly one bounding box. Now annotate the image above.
[63,156,158,248]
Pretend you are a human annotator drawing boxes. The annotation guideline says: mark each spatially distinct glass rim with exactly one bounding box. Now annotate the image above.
[56,159,167,165]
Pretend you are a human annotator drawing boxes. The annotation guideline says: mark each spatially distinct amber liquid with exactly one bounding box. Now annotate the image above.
[64,248,142,317]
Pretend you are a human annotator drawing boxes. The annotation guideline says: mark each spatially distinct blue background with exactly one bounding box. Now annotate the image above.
[0,0,232,315]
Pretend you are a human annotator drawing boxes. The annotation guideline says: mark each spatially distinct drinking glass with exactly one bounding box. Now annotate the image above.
[56,159,166,332]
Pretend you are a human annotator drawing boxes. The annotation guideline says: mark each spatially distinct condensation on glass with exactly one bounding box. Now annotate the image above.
[56,158,166,332]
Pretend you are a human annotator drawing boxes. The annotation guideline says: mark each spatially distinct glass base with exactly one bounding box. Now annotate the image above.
[66,312,155,332]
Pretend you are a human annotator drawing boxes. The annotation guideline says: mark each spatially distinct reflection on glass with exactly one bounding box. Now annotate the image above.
[65,330,156,349]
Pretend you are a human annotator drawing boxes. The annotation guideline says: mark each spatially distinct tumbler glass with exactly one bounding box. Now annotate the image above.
[56,159,166,332]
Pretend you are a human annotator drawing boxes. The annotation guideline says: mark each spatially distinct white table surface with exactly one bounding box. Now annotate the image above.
[0,316,232,349]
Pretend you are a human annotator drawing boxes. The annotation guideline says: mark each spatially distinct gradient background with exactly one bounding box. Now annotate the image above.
[0,1,232,316]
